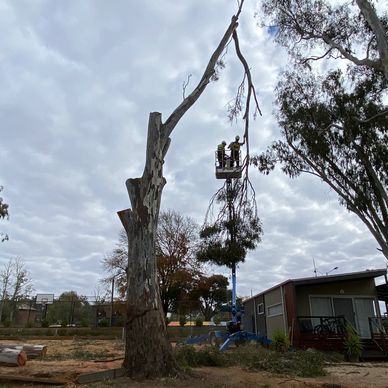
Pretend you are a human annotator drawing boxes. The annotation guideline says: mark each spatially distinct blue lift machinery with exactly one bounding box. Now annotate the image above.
[179,144,271,351]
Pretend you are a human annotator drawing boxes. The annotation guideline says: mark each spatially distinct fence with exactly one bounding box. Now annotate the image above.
[0,296,125,328]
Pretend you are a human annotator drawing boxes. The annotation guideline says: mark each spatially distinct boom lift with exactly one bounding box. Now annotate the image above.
[179,145,271,351]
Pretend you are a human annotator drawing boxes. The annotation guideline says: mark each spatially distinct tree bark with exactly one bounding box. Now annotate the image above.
[355,0,388,81]
[0,345,47,359]
[0,348,27,366]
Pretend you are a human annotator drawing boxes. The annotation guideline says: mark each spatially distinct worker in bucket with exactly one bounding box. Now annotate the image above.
[217,140,227,167]
[228,135,244,167]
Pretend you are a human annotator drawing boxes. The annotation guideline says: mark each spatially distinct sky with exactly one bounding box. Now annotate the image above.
[0,0,386,305]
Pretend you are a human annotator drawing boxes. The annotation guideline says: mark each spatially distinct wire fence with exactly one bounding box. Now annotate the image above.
[0,295,238,328]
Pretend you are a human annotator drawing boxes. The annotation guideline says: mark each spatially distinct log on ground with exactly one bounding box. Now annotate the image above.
[0,344,47,359]
[0,348,27,366]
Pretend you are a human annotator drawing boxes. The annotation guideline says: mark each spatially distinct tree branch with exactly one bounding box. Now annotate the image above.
[163,16,240,137]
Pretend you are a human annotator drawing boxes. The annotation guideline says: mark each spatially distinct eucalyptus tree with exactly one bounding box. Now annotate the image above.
[116,0,261,378]
[253,0,388,258]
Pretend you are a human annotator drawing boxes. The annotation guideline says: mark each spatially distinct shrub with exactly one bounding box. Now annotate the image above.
[2,319,11,328]
[179,316,187,327]
[195,318,203,327]
[344,325,363,361]
[212,314,222,325]
[41,320,49,328]
[271,330,290,352]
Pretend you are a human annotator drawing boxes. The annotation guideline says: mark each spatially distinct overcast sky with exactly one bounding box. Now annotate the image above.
[0,0,386,305]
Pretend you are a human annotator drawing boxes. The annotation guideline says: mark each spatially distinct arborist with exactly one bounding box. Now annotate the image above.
[217,141,227,167]
[228,135,244,167]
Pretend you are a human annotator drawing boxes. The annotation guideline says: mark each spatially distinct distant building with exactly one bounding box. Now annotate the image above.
[15,304,37,327]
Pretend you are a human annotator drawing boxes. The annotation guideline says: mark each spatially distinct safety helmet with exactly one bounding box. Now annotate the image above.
[222,141,226,145]
[235,135,240,140]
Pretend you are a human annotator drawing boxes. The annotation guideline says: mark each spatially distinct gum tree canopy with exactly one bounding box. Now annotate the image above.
[253,0,388,259]
[116,0,260,379]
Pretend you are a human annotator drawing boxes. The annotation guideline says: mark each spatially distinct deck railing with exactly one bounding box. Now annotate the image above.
[298,315,347,336]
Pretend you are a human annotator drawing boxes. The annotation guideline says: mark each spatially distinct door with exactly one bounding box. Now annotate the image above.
[333,298,355,327]
[354,298,375,338]
[310,297,333,328]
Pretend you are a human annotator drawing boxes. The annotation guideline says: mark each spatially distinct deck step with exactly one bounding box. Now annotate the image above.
[361,349,388,361]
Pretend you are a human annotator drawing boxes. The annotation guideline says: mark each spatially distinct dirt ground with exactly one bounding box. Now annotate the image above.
[0,339,387,387]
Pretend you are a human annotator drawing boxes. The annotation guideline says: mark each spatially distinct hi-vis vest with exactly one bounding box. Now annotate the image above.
[230,141,240,151]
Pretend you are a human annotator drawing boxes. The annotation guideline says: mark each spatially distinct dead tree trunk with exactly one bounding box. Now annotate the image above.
[118,7,245,378]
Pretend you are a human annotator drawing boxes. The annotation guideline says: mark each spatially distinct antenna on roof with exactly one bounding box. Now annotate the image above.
[313,258,318,277]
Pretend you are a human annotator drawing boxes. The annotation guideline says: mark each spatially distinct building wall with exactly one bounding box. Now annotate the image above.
[295,278,377,316]
[15,309,37,327]
[264,286,286,339]
[243,294,266,335]
[243,298,255,333]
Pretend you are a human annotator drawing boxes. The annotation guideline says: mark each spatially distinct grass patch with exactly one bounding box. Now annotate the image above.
[174,344,326,377]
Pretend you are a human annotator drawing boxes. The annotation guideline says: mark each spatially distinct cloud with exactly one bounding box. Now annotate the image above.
[0,0,385,309]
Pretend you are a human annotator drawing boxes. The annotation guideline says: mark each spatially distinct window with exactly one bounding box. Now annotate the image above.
[257,303,264,315]
[267,303,283,317]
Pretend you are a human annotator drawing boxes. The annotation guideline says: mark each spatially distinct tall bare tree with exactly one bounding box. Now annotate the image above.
[116,0,260,378]
[0,260,12,322]
[0,257,34,323]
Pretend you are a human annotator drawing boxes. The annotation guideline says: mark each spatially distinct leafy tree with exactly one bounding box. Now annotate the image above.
[0,186,9,242]
[103,210,202,315]
[253,0,388,258]
[260,0,388,81]
[194,274,228,321]
[46,291,90,326]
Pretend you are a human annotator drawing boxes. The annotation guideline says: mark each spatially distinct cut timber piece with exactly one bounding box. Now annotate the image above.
[0,344,47,359]
[77,368,126,384]
[0,348,27,366]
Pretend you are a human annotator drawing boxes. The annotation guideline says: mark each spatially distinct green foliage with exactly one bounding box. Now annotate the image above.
[174,346,228,369]
[254,0,388,258]
[250,348,326,377]
[271,330,290,352]
[195,318,203,327]
[2,319,11,328]
[197,181,262,269]
[179,315,187,327]
[174,344,326,377]
[98,318,109,327]
[344,325,363,361]
[212,314,222,325]
[193,274,229,321]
